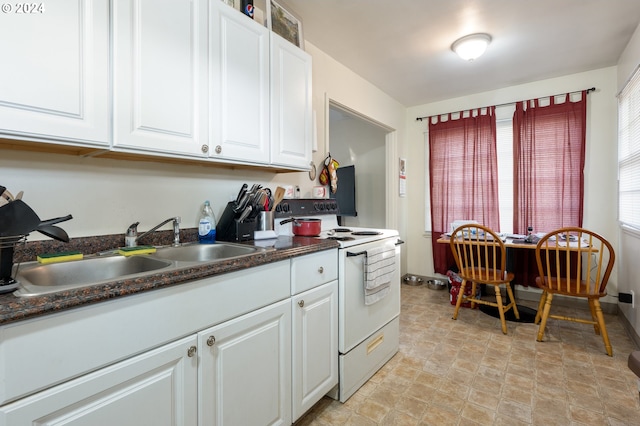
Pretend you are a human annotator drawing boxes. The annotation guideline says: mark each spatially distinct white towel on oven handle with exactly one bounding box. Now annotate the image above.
[364,241,396,305]
[364,282,390,306]
[364,241,396,289]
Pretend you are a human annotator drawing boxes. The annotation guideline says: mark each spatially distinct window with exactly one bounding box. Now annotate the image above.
[618,67,640,229]
[496,108,514,234]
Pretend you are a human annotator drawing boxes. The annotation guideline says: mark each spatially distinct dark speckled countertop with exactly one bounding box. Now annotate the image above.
[0,230,338,326]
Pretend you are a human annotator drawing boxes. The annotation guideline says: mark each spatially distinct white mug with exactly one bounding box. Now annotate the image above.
[312,186,326,198]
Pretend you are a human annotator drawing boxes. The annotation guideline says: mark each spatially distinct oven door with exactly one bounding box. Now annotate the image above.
[338,237,401,353]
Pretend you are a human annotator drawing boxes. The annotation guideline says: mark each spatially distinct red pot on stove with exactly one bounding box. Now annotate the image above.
[281,218,322,236]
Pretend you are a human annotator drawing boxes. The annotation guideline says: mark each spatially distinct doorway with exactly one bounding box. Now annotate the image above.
[328,101,391,229]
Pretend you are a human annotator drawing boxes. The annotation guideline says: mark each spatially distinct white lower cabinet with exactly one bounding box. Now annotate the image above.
[291,280,338,421]
[0,335,198,426]
[199,298,292,426]
[0,252,340,425]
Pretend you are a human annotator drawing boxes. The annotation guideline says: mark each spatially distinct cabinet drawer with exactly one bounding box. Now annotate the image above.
[291,249,338,295]
[338,316,399,402]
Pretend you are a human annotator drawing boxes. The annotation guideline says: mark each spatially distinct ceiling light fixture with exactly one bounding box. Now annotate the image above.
[451,33,492,61]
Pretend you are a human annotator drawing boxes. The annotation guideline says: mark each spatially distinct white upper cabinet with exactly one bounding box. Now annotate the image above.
[209,1,270,164]
[0,0,312,170]
[112,0,208,157]
[270,33,313,169]
[0,0,110,146]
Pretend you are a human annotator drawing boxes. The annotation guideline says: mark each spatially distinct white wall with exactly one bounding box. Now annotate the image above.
[0,150,285,238]
[616,22,640,342]
[329,115,387,229]
[404,67,620,304]
[305,41,408,272]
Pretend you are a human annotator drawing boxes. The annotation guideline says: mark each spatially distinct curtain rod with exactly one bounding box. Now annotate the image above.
[415,87,596,121]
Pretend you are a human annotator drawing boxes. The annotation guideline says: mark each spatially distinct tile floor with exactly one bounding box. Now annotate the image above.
[296,283,640,425]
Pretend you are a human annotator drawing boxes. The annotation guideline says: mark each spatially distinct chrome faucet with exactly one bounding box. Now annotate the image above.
[126,217,181,247]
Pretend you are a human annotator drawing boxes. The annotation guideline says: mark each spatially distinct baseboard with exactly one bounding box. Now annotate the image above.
[619,311,640,350]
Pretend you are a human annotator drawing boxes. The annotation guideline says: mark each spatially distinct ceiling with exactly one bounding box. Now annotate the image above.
[281,0,640,107]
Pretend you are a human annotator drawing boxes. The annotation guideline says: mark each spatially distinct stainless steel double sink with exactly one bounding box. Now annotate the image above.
[13,242,267,297]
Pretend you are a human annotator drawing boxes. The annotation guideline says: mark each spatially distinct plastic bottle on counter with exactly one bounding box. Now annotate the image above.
[198,201,217,244]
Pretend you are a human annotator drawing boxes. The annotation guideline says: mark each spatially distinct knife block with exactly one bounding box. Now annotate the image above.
[216,202,256,242]
[0,246,14,283]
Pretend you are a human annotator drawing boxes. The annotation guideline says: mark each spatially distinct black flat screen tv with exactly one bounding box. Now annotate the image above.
[330,165,357,217]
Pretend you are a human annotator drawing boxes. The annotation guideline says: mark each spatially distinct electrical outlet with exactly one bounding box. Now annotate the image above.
[632,290,635,309]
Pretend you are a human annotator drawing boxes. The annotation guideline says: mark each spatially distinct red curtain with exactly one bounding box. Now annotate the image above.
[511,92,587,285]
[429,107,499,274]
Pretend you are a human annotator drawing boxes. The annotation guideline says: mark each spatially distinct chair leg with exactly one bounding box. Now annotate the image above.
[452,280,467,320]
[470,281,477,309]
[592,299,613,357]
[494,285,508,334]
[588,299,601,335]
[537,292,553,342]
[535,291,547,324]
[505,283,520,319]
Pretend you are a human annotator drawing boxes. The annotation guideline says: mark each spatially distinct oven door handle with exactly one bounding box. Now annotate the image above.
[346,239,404,257]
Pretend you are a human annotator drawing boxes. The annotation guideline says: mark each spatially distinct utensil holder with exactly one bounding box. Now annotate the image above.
[257,211,274,231]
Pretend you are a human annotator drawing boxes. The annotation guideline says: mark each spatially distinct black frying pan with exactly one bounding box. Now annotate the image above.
[37,225,70,243]
[39,214,73,227]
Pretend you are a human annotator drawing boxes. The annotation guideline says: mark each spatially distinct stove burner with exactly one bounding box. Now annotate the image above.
[327,236,355,241]
[333,228,352,233]
[351,231,383,236]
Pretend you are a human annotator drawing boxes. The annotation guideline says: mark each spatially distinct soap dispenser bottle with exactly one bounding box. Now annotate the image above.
[198,201,216,244]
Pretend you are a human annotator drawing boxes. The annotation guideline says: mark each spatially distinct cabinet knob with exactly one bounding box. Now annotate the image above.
[207,336,216,346]
[201,144,209,153]
[215,145,222,154]
[187,346,197,357]
[298,300,304,308]
[318,266,324,274]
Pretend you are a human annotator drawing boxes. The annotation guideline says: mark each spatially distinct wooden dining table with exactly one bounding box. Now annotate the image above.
[437,233,595,289]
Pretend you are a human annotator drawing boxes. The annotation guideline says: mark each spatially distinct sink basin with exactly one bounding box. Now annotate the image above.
[14,255,172,296]
[153,242,264,263]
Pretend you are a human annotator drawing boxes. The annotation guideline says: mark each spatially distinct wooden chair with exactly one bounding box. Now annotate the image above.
[450,224,519,334]
[534,227,615,356]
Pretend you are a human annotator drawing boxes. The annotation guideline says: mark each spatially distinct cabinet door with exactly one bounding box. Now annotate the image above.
[270,34,313,169]
[113,0,208,156]
[292,280,338,421]
[209,1,270,164]
[0,335,198,426]
[199,299,292,426]
[0,0,109,146]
